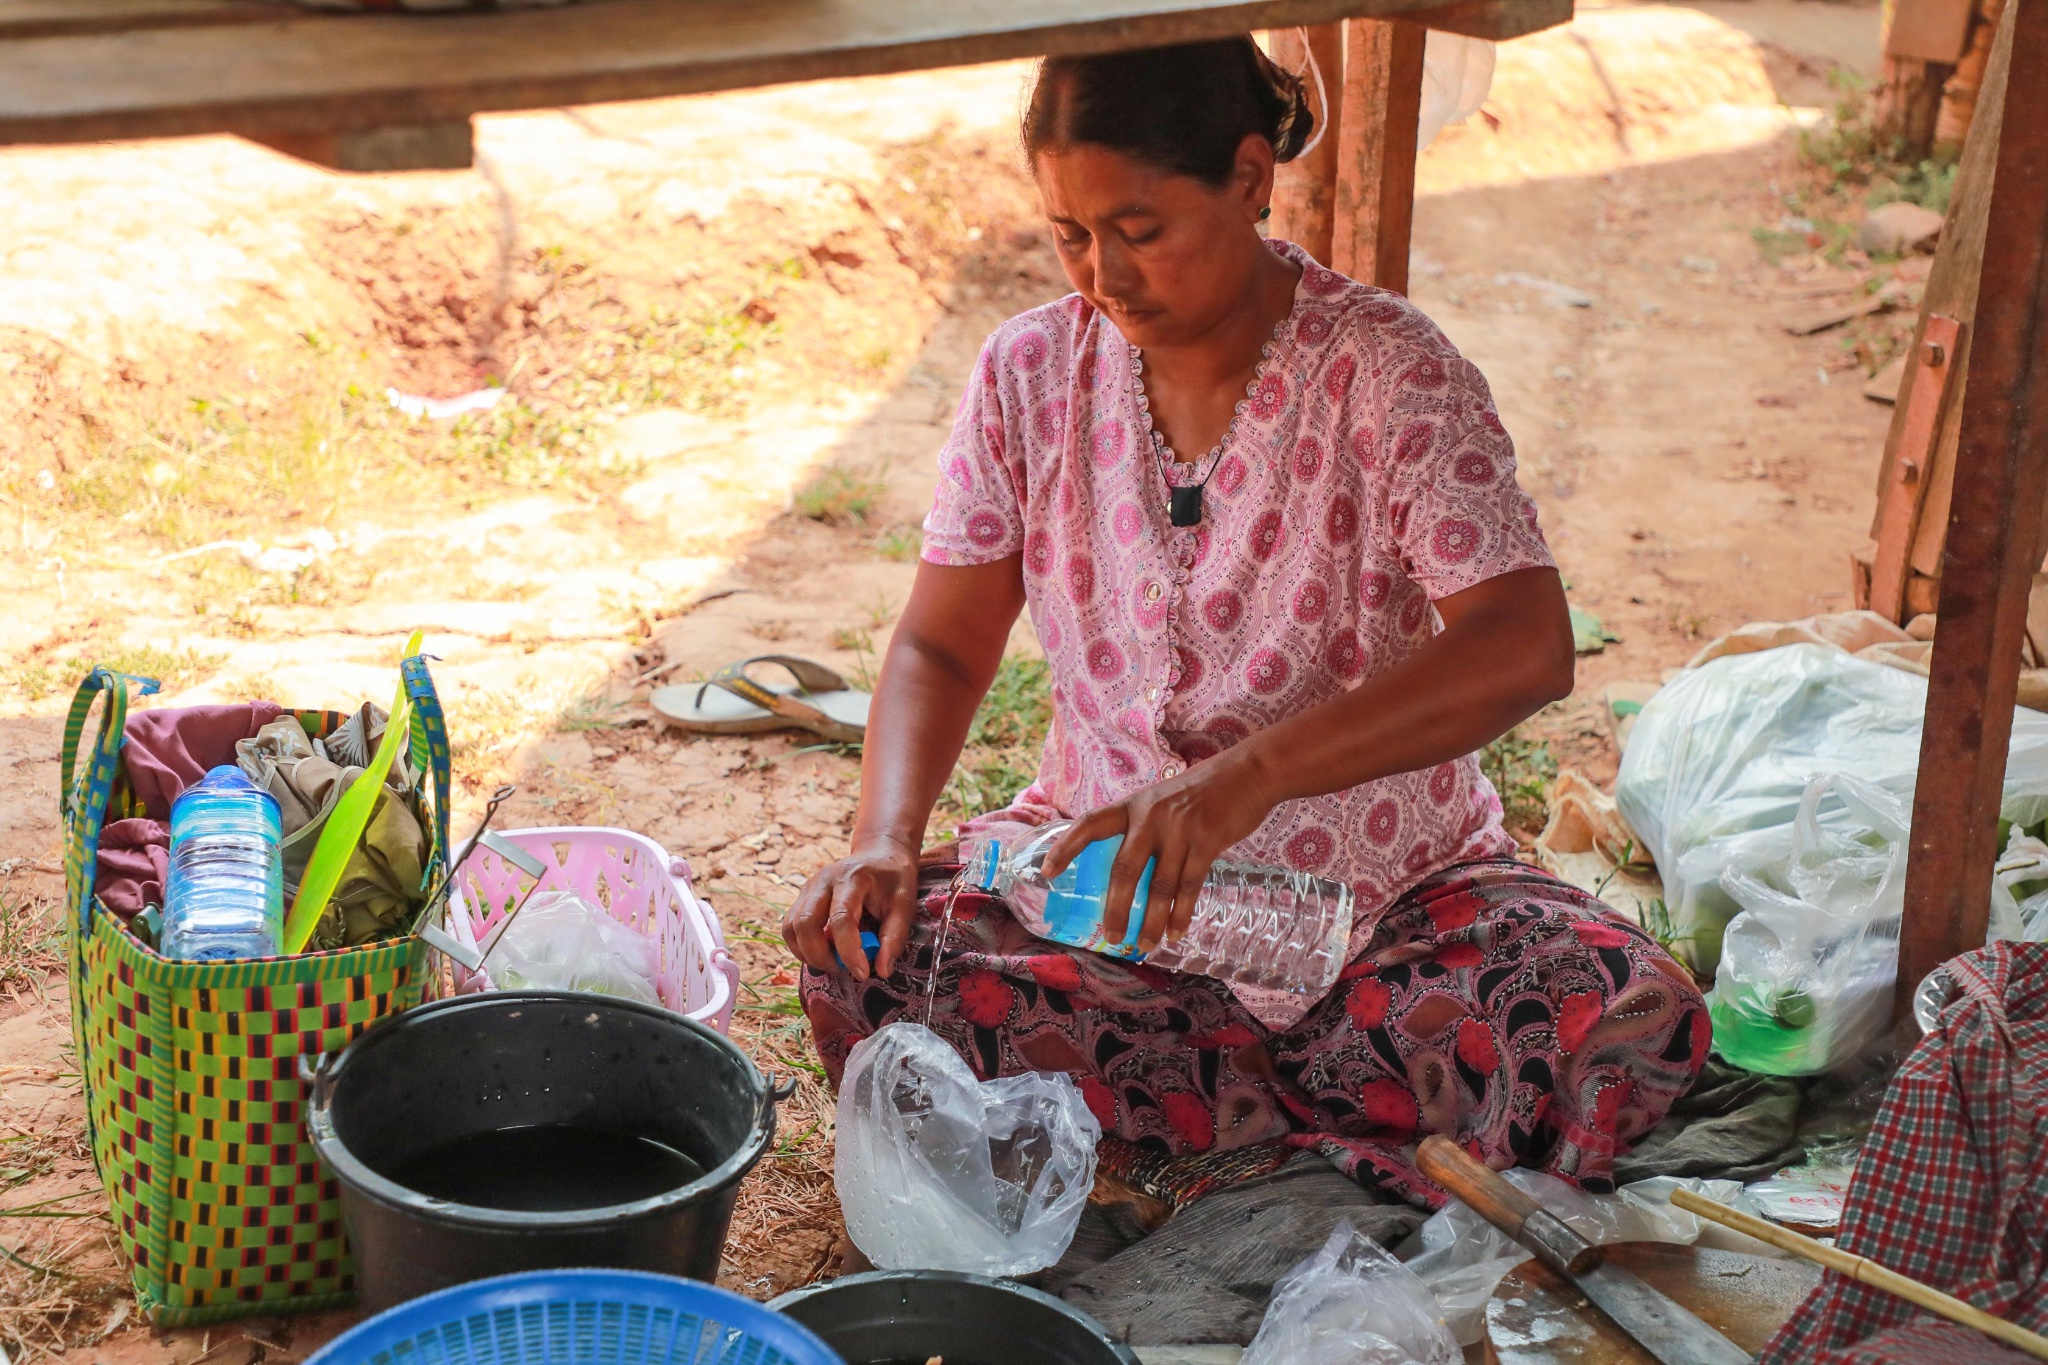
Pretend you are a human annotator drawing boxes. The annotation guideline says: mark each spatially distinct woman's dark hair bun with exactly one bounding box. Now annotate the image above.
[1256,46,1316,165]
[1025,37,1317,187]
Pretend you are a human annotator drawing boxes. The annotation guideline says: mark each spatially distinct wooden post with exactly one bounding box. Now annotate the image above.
[1869,313,1967,622]
[1897,0,2048,1014]
[1937,0,2010,153]
[1878,0,1973,160]
[1862,0,2015,617]
[1265,24,1344,266]
[1331,17,1425,293]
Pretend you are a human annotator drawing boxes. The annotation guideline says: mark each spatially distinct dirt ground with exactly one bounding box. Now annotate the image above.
[0,0,1907,1358]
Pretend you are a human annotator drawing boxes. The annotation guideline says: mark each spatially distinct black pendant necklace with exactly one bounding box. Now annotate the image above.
[1162,447,1225,527]
[1132,343,1246,531]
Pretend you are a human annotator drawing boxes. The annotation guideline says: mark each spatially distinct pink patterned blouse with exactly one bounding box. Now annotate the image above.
[925,240,1556,1029]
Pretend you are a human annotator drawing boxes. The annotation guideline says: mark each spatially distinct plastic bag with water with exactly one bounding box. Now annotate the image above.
[1242,1219,1459,1365]
[1707,774,1909,1074]
[481,889,660,1004]
[834,1021,1100,1277]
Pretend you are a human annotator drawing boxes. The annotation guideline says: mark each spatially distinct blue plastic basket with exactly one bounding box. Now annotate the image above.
[306,1270,846,1365]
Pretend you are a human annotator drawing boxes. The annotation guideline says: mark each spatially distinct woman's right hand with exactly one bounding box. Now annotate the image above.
[782,835,923,982]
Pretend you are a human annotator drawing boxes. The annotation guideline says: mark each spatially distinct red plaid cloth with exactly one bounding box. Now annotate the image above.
[1759,941,2048,1364]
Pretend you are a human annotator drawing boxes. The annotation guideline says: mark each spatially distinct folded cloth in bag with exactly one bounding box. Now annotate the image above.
[236,705,427,949]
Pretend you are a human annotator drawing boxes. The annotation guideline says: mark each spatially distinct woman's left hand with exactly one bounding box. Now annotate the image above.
[1042,748,1277,953]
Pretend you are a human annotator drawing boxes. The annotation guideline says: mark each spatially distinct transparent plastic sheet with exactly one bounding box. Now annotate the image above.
[834,1022,1101,1277]
[1614,646,2048,977]
[1744,1139,1860,1229]
[1992,829,2048,941]
[1402,1170,1781,1347]
[479,888,660,1003]
[1242,1219,1460,1365]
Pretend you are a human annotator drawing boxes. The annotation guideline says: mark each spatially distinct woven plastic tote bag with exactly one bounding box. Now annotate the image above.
[60,659,451,1324]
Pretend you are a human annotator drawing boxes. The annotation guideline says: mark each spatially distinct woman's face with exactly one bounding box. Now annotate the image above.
[1033,136,1274,351]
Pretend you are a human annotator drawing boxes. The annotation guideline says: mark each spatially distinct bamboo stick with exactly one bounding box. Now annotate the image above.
[1669,1188,2048,1361]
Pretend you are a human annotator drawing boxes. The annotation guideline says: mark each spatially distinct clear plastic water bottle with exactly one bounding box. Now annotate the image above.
[161,765,284,962]
[967,821,1354,998]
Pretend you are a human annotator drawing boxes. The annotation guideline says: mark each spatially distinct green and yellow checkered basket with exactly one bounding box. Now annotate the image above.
[59,661,451,1325]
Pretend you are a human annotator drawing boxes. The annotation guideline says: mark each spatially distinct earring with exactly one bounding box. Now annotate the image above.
[1259,206,1272,221]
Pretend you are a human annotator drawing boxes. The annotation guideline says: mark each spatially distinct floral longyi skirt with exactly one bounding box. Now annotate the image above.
[801,858,1709,1203]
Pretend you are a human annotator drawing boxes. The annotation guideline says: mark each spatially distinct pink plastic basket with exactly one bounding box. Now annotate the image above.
[442,826,739,1033]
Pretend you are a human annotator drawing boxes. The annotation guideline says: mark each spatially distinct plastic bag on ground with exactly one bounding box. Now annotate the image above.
[835,1021,1100,1277]
[480,889,660,1004]
[1615,645,2048,976]
[1744,1139,1859,1231]
[1403,1169,1780,1347]
[1708,774,1905,1075]
[1993,829,2048,941]
[1242,1219,1458,1365]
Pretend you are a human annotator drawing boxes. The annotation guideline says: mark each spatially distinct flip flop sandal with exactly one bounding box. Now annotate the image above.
[650,654,870,743]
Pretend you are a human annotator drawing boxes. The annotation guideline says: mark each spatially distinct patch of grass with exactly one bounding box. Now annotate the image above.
[1480,727,1558,837]
[0,1136,58,1194]
[1639,898,1704,960]
[1750,226,1813,267]
[444,305,768,489]
[447,676,635,771]
[794,466,885,527]
[3,643,225,703]
[936,654,1053,831]
[22,250,775,553]
[92,644,224,693]
[1797,68,1960,218]
[553,689,632,733]
[0,888,62,994]
[1669,608,1711,641]
[1869,159,1959,218]
[829,627,879,693]
[1798,72,1894,183]
[874,523,923,562]
[1751,220,1858,268]
[446,686,543,765]
[223,670,284,704]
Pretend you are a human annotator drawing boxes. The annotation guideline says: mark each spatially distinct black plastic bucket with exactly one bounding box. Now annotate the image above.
[770,1271,1140,1365]
[309,991,780,1312]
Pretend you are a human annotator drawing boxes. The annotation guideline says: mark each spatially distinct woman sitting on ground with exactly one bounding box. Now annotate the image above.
[785,37,1707,1202]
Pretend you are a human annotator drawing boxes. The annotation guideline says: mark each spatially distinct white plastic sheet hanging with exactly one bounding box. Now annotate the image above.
[1418,33,1496,152]
[1293,27,1330,159]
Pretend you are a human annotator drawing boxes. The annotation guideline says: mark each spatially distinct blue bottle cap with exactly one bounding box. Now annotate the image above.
[178,764,283,823]
[830,931,882,972]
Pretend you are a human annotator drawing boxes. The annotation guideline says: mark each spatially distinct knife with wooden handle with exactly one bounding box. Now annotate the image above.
[1417,1135,1754,1365]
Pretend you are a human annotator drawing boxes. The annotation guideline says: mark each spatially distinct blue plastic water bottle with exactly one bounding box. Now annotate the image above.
[160,766,284,961]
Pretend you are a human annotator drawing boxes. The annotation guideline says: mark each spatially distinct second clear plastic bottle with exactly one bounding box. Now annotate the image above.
[968,821,1353,998]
